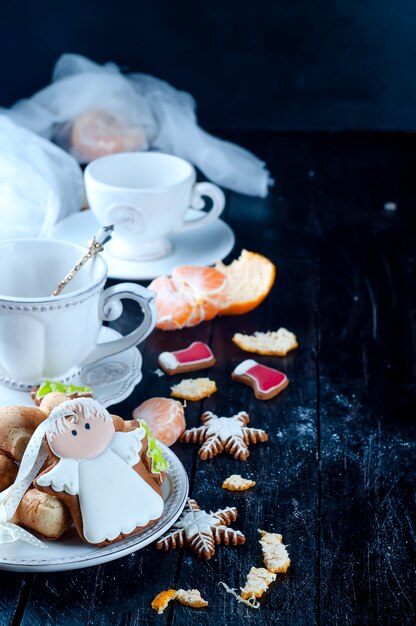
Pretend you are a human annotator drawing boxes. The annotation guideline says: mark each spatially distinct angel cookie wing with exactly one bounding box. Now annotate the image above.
[110,428,145,466]
[36,458,80,495]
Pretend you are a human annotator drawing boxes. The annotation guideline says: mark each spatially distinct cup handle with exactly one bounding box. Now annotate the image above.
[174,182,225,233]
[81,283,156,366]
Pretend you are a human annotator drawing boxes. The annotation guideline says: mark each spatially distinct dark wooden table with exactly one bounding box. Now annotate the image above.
[1,132,415,625]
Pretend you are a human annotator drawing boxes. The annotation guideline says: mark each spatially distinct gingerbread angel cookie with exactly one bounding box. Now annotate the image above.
[35,398,165,545]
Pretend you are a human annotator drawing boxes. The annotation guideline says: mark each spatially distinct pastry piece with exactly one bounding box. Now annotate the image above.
[232,359,288,400]
[149,266,227,330]
[133,397,185,446]
[180,411,268,461]
[0,404,53,462]
[215,249,276,315]
[11,489,72,540]
[232,328,298,356]
[0,392,73,462]
[240,567,276,600]
[158,341,216,375]
[259,529,290,573]
[31,380,93,406]
[34,398,164,545]
[151,589,177,614]
[151,589,208,614]
[222,474,256,491]
[175,589,208,608]
[170,378,217,401]
[156,498,245,560]
[0,451,18,491]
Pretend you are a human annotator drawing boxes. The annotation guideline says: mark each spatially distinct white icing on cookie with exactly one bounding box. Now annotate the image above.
[158,352,178,370]
[233,359,257,376]
[206,415,247,441]
[175,508,220,539]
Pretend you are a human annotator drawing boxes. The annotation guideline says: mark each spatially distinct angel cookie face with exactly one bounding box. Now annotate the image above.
[46,399,114,460]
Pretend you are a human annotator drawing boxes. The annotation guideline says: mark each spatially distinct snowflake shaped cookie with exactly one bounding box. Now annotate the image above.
[180,411,268,460]
[156,498,245,559]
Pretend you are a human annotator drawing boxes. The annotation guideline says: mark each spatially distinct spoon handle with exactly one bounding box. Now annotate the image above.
[51,225,114,297]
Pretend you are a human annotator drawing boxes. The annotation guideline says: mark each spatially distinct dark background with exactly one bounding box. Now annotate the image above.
[1,0,416,130]
[0,4,416,625]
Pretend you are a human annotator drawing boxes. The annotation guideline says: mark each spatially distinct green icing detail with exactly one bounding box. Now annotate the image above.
[140,420,169,474]
[36,380,93,399]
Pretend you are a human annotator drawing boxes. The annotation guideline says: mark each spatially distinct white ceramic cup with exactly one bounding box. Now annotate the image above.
[84,152,226,261]
[0,239,156,390]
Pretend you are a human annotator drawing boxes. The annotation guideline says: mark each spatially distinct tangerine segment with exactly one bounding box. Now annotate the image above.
[172,266,227,321]
[149,275,195,330]
[133,397,185,447]
[215,250,276,315]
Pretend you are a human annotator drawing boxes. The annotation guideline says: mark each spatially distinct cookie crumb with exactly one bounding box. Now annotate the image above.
[176,589,208,608]
[219,581,260,609]
[171,378,217,401]
[241,566,276,600]
[151,588,208,613]
[232,328,298,356]
[222,474,256,491]
[258,529,290,573]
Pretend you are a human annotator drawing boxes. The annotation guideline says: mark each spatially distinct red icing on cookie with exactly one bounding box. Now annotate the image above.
[246,364,287,392]
[173,342,213,365]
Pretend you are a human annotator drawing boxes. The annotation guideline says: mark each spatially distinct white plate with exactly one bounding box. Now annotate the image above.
[0,326,142,409]
[52,209,235,280]
[0,445,188,572]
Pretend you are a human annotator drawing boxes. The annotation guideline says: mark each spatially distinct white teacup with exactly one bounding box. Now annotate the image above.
[0,239,156,390]
[84,152,226,261]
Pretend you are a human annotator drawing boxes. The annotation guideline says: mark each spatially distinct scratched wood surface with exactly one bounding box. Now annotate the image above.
[1,133,415,626]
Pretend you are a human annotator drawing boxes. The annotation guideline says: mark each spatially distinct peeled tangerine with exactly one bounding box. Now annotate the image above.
[215,249,276,315]
[149,250,276,330]
[149,266,227,330]
[133,398,186,447]
[71,109,146,162]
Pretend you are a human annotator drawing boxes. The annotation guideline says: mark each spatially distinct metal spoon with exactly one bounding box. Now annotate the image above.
[51,225,114,297]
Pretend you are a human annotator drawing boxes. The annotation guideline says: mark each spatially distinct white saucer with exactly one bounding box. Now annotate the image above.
[52,209,235,280]
[0,327,142,409]
[0,445,189,572]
